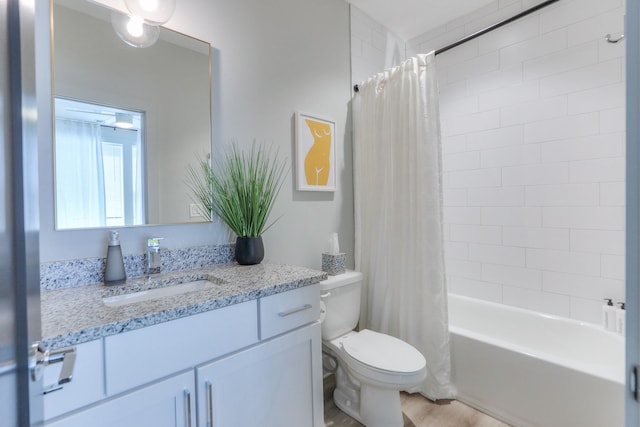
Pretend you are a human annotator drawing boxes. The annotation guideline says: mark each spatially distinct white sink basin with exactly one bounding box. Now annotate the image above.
[103,279,214,307]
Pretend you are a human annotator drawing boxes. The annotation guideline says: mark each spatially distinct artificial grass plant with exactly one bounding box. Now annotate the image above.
[186,142,287,237]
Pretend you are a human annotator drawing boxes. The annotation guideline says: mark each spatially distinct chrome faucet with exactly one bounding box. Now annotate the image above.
[146,237,164,275]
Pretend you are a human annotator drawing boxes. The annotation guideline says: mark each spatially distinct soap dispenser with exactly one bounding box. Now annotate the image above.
[616,302,626,336]
[105,230,126,285]
[602,298,616,332]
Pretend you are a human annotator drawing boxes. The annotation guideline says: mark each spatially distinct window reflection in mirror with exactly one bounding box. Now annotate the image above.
[54,98,145,229]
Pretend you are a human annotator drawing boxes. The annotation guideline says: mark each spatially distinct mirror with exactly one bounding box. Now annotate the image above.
[52,0,212,229]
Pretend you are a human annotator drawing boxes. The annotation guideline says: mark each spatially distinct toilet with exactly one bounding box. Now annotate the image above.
[320,271,427,427]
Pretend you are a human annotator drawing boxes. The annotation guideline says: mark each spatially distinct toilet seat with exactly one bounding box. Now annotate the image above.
[341,329,426,374]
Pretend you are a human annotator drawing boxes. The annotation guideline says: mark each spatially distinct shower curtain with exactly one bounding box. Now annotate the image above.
[352,53,454,400]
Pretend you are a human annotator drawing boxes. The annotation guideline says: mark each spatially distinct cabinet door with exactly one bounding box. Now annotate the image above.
[45,370,196,427]
[43,339,106,421]
[197,322,323,427]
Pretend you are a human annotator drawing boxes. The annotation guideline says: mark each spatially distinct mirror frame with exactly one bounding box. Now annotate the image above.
[51,0,214,230]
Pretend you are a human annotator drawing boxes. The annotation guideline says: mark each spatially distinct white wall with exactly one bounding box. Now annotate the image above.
[352,0,625,324]
[350,6,405,86]
[37,0,353,270]
[417,0,625,324]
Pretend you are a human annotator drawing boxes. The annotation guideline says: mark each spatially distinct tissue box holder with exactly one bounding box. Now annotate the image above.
[322,252,346,275]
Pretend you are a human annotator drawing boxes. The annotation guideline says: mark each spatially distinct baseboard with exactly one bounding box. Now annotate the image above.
[455,392,531,427]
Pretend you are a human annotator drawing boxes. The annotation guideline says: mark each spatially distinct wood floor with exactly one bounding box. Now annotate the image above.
[323,375,511,427]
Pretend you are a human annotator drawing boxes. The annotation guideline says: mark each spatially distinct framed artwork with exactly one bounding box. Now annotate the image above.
[294,112,337,192]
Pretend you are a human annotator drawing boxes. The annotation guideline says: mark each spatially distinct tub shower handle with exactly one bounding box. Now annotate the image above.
[278,304,312,317]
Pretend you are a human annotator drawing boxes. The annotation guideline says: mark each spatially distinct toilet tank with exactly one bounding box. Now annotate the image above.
[320,270,363,341]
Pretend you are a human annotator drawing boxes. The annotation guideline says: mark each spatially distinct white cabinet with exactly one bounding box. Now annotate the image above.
[196,322,323,427]
[44,283,322,427]
[104,300,258,395]
[43,339,105,420]
[46,370,196,427]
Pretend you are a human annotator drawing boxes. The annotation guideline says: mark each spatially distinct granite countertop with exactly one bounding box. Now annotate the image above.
[41,263,326,350]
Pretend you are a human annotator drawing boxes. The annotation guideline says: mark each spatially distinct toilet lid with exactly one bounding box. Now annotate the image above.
[341,329,426,373]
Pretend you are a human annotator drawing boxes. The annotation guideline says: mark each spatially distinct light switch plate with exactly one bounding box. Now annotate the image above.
[189,203,200,218]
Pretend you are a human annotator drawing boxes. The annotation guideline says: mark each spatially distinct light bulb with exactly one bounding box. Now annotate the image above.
[139,0,159,12]
[111,10,160,48]
[125,0,175,25]
[126,16,144,38]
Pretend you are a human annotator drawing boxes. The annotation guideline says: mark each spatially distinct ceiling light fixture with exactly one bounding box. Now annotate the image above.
[115,112,134,129]
[111,10,160,48]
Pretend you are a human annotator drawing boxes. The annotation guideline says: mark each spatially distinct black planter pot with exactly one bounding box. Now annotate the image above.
[235,236,264,265]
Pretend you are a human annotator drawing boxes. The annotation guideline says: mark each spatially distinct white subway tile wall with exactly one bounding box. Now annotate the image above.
[350,6,405,86]
[351,0,625,324]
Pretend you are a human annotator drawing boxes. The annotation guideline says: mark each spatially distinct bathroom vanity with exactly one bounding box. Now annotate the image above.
[40,263,325,427]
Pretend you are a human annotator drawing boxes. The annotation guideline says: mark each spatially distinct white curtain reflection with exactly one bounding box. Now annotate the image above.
[55,118,106,229]
[55,118,145,229]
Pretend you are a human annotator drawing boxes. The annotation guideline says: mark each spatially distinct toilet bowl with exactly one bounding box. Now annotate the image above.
[320,271,427,427]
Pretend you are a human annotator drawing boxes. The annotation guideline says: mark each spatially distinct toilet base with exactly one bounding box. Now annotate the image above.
[333,365,404,427]
[333,382,362,423]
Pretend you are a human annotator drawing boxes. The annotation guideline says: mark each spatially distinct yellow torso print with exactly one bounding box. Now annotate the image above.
[304,119,332,186]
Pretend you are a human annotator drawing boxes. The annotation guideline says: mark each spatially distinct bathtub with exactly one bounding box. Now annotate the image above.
[448,294,625,427]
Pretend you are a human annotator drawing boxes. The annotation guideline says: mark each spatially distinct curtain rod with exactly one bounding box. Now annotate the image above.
[353,0,561,93]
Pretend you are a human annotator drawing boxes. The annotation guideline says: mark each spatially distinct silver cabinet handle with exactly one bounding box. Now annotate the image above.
[278,303,312,317]
[205,380,213,427]
[184,389,192,427]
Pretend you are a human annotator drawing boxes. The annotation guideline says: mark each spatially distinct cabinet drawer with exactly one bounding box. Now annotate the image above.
[105,300,258,395]
[259,284,320,339]
[43,339,105,420]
